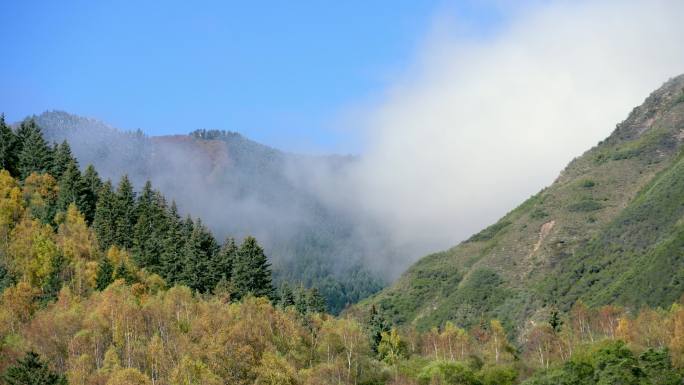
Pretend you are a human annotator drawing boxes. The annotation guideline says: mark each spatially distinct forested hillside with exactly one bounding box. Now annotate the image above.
[4,92,684,384]
[363,74,684,335]
[27,111,385,313]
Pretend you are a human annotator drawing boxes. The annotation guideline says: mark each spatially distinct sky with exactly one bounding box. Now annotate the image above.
[2,0,684,273]
[0,0,508,154]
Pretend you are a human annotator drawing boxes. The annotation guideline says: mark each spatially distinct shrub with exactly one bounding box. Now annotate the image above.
[568,200,602,212]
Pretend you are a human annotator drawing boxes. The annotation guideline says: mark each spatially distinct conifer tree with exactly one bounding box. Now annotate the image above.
[114,175,136,249]
[113,261,136,284]
[82,165,102,196]
[369,305,391,354]
[0,114,17,175]
[93,181,117,251]
[132,182,168,273]
[50,141,76,179]
[279,283,296,307]
[307,287,326,313]
[213,237,237,283]
[81,165,101,223]
[132,181,155,267]
[39,254,65,305]
[159,201,186,284]
[180,220,219,292]
[232,236,273,300]
[95,257,114,290]
[16,119,52,179]
[294,284,309,314]
[3,351,67,385]
[56,161,87,214]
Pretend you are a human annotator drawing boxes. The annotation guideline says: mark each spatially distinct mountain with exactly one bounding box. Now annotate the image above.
[27,111,385,312]
[363,74,684,333]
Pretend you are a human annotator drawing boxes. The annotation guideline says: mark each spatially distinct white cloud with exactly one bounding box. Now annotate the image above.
[330,0,684,274]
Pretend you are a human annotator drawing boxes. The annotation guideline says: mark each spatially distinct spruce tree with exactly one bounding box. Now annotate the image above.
[307,287,326,313]
[368,305,391,354]
[16,119,52,179]
[0,114,17,175]
[213,237,237,283]
[293,284,309,314]
[132,181,155,267]
[113,261,136,284]
[95,257,114,290]
[93,181,117,251]
[180,220,219,293]
[232,236,273,300]
[3,351,67,385]
[132,182,168,273]
[114,175,136,249]
[159,201,186,284]
[56,161,87,214]
[81,165,101,223]
[50,141,75,179]
[279,283,296,307]
[39,255,65,305]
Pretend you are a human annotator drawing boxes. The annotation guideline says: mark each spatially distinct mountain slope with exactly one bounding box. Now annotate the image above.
[28,111,385,312]
[365,74,684,332]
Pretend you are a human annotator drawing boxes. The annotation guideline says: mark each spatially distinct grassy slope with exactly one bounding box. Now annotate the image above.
[363,75,684,334]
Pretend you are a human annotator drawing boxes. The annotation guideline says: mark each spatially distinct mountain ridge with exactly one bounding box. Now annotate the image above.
[363,74,684,333]
[20,110,386,313]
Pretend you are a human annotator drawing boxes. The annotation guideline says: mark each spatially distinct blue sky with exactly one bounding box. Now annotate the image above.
[0,1,506,153]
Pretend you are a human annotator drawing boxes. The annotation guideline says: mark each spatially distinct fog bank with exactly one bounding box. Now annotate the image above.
[322,0,684,274]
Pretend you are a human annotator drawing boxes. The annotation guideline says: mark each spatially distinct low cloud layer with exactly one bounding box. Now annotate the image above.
[322,0,684,273]
[31,1,684,281]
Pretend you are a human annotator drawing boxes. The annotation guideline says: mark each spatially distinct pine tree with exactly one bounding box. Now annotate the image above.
[368,305,391,354]
[232,236,273,300]
[16,118,52,179]
[50,141,76,179]
[56,161,87,214]
[132,182,168,273]
[0,114,18,175]
[159,201,186,284]
[293,284,309,314]
[113,261,136,284]
[95,257,114,290]
[132,181,155,267]
[114,175,136,249]
[279,283,296,307]
[3,351,67,385]
[307,287,326,313]
[180,220,219,293]
[39,255,65,305]
[81,165,101,223]
[93,181,117,251]
[213,237,237,283]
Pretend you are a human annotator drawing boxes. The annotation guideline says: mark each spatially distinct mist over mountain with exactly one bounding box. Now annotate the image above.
[28,110,389,312]
[364,74,684,333]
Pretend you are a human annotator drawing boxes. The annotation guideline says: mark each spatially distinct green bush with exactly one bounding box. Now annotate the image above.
[580,179,596,188]
[530,207,549,219]
[477,365,517,385]
[467,221,511,242]
[567,200,602,212]
[418,361,480,385]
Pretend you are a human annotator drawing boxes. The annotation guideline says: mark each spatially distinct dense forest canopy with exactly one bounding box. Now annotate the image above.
[30,110,386,314]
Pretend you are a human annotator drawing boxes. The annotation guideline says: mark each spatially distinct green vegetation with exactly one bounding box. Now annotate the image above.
[365,74,684,338]
[674,91,684,105]
[3,351,67,385]
[580,179,596,188]
[467,221,512,242]
[3,76,684,383]
[567,199,602,212]
[34,110,386,314]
